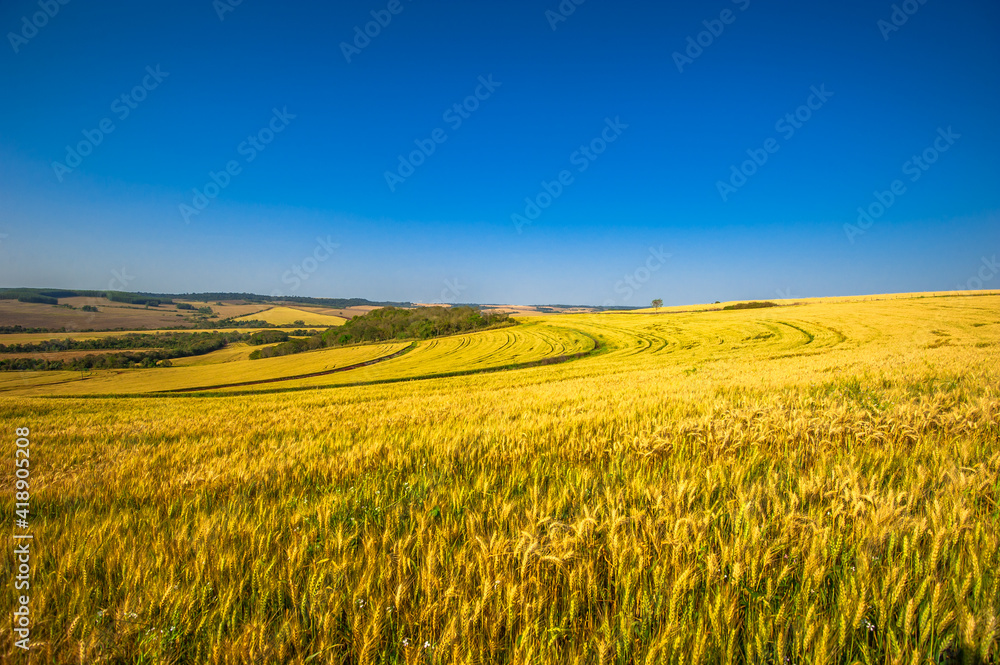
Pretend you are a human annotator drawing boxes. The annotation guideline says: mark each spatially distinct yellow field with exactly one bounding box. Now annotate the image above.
[629,290,1000,314]
[234,306,347,327]
[165,342,260,367]
[0,294,998,664]
[0,342,410,395]
[231,320,596,393]
[0,320,595,396]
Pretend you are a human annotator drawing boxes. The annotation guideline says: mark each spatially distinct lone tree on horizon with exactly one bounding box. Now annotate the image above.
[652,299,663,313]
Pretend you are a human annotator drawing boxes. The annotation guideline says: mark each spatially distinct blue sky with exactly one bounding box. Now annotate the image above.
[1,0,998,306]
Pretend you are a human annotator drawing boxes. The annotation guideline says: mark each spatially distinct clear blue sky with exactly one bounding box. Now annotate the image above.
[1,0,998,306]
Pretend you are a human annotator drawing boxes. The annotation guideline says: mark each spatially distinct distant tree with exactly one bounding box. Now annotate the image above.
[652,299,663,313]
[81,305,98,312]
[248,330,290,345]
[17,295,58,305]
[721,301,778,311]
[253,306,515,360]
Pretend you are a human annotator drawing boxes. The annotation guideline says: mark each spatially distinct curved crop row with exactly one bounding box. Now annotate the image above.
[230,321,598,392]
[3,342,410,396]
[5,296,998,397]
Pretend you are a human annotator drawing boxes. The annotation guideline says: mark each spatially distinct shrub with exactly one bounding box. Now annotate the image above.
[18,295,58,305]
[248,330,291,345]
[722,301,778,311]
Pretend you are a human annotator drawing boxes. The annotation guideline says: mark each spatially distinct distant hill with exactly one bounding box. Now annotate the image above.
[0,288,410,309]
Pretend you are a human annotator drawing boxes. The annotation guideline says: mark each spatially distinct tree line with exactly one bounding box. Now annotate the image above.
[0,288,410,309]
[0,331,248,371]
[251,306,514,360]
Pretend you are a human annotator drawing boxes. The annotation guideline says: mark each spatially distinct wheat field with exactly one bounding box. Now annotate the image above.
[1,294,998,663]
[233,307,348,328]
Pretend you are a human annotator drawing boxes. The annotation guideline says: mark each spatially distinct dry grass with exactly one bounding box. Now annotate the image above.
[0,298,348,332]
[0,298,198,330]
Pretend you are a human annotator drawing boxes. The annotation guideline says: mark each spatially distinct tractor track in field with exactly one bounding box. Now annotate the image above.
[44,329,604,399]
[184,332,604,398]
[152,343,418,393]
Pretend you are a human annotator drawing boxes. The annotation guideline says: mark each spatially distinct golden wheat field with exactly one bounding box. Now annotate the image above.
[1,294,999,664]
[233,306,348,328]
